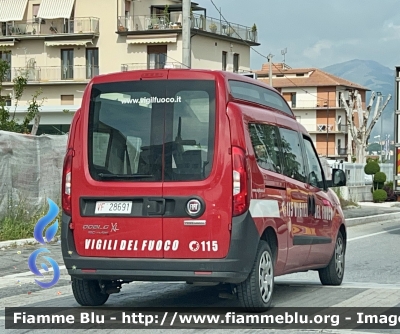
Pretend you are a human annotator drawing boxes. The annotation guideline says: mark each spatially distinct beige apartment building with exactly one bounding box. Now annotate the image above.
[0,0,259,134]
[254,63,369,161]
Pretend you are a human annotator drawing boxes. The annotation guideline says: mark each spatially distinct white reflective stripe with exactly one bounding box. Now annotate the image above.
[249,199,280,218]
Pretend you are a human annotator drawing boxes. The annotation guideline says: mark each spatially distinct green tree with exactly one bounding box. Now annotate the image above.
[0,48,45,134]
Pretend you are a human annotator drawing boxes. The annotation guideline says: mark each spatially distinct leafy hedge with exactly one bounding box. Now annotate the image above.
[373,189,388,203]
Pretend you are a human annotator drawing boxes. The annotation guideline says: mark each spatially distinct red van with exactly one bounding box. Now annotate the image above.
[61,69,347,311]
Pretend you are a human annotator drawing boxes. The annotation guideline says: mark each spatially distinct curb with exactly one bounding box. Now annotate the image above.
[0,236,61,249]
[345,212,400,227]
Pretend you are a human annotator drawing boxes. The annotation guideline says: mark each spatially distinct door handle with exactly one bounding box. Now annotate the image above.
[147,198,166,215]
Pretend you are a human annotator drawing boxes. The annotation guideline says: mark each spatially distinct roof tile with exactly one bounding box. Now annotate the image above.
[254,63,369,91]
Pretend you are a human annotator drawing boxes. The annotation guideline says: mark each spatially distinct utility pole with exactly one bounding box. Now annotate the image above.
[378,92,383,161]
[326,96,329,157]
[182,0,191,68]
[267,53,273,87]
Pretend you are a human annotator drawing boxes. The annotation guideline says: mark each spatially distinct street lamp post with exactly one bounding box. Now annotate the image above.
[377,92,383,162]
[374,135,381,159]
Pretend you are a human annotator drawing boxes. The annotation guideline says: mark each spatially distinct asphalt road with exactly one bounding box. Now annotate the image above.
[1,217,400,334]
[343,205,400,219]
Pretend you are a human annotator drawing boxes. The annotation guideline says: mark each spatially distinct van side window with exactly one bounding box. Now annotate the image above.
[228,80,294,116]
[303,136,325,189]
[279,128,307,183]
[249,123,282,174]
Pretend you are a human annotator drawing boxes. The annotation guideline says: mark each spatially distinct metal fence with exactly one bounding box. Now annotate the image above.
[0,131,68,218]
[330,162,394,186]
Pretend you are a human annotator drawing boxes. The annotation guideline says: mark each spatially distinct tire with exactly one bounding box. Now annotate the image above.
[237,240,274,312]
[318,231,345,285]
[72,278,109,306]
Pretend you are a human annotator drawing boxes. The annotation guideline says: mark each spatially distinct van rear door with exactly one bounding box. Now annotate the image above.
[161,76,232,259]
[73,77,167,258]
[73,73,232,259]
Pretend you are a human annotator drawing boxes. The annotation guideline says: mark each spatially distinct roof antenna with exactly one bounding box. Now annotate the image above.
[281,48,287,69]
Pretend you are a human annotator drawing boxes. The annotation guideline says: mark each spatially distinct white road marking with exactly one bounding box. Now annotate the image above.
[348,227,400,241]
[275,280,400,289]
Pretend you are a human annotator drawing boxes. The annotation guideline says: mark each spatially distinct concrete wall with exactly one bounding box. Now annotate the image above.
[339,186,373,202]
[191,34,250,71]
[293,110,316,133]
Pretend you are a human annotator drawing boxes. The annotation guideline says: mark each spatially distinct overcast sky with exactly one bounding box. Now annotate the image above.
[204,0,400,70]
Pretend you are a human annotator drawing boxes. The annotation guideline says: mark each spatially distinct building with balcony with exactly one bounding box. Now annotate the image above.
[0,0,259,134]
[254,63,370,161]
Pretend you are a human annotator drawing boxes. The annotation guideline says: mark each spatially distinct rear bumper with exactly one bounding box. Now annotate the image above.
[61,211,260,284]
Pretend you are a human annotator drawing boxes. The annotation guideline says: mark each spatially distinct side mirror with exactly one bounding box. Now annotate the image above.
[327,168,346,187]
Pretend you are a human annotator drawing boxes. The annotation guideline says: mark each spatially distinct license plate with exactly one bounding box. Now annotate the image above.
[95,201,132,214]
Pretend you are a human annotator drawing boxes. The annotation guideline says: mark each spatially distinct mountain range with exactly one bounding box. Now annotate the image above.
[322,59,395,142]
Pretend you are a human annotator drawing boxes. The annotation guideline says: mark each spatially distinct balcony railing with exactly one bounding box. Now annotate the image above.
[0,17,99,37]
[9,65,99,82]
[338,148,347,155]
[288,99,347,109]
[315,123,348,133]
[117,13,257,43]
[121,62,185,71]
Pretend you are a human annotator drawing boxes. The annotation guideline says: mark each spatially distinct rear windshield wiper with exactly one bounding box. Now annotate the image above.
[98,173,155,179]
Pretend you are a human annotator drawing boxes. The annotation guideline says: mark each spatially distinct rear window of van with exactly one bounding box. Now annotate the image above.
[88,80,216,182]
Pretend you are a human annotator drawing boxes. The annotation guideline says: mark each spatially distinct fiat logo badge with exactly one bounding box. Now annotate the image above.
[186,199,201,216]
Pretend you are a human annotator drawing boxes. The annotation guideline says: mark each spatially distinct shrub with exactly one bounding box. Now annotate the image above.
[385,181,394,190]
[383,182,397,201]
[374,171,387,183]
[364,161,380,175]
[373,189,388,203]
[0,195,62,241]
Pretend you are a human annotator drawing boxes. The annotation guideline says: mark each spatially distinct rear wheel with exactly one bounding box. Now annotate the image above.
[318,231,345,285]
[72,278,109,306]
[237,240,274,311]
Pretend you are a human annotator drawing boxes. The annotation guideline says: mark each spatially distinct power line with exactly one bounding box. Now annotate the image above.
[165,53,190,68]
[209,0,329,101]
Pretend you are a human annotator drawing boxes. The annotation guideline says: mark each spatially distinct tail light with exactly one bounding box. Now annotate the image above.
[62,149,73,216]
[232,146,250,216]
